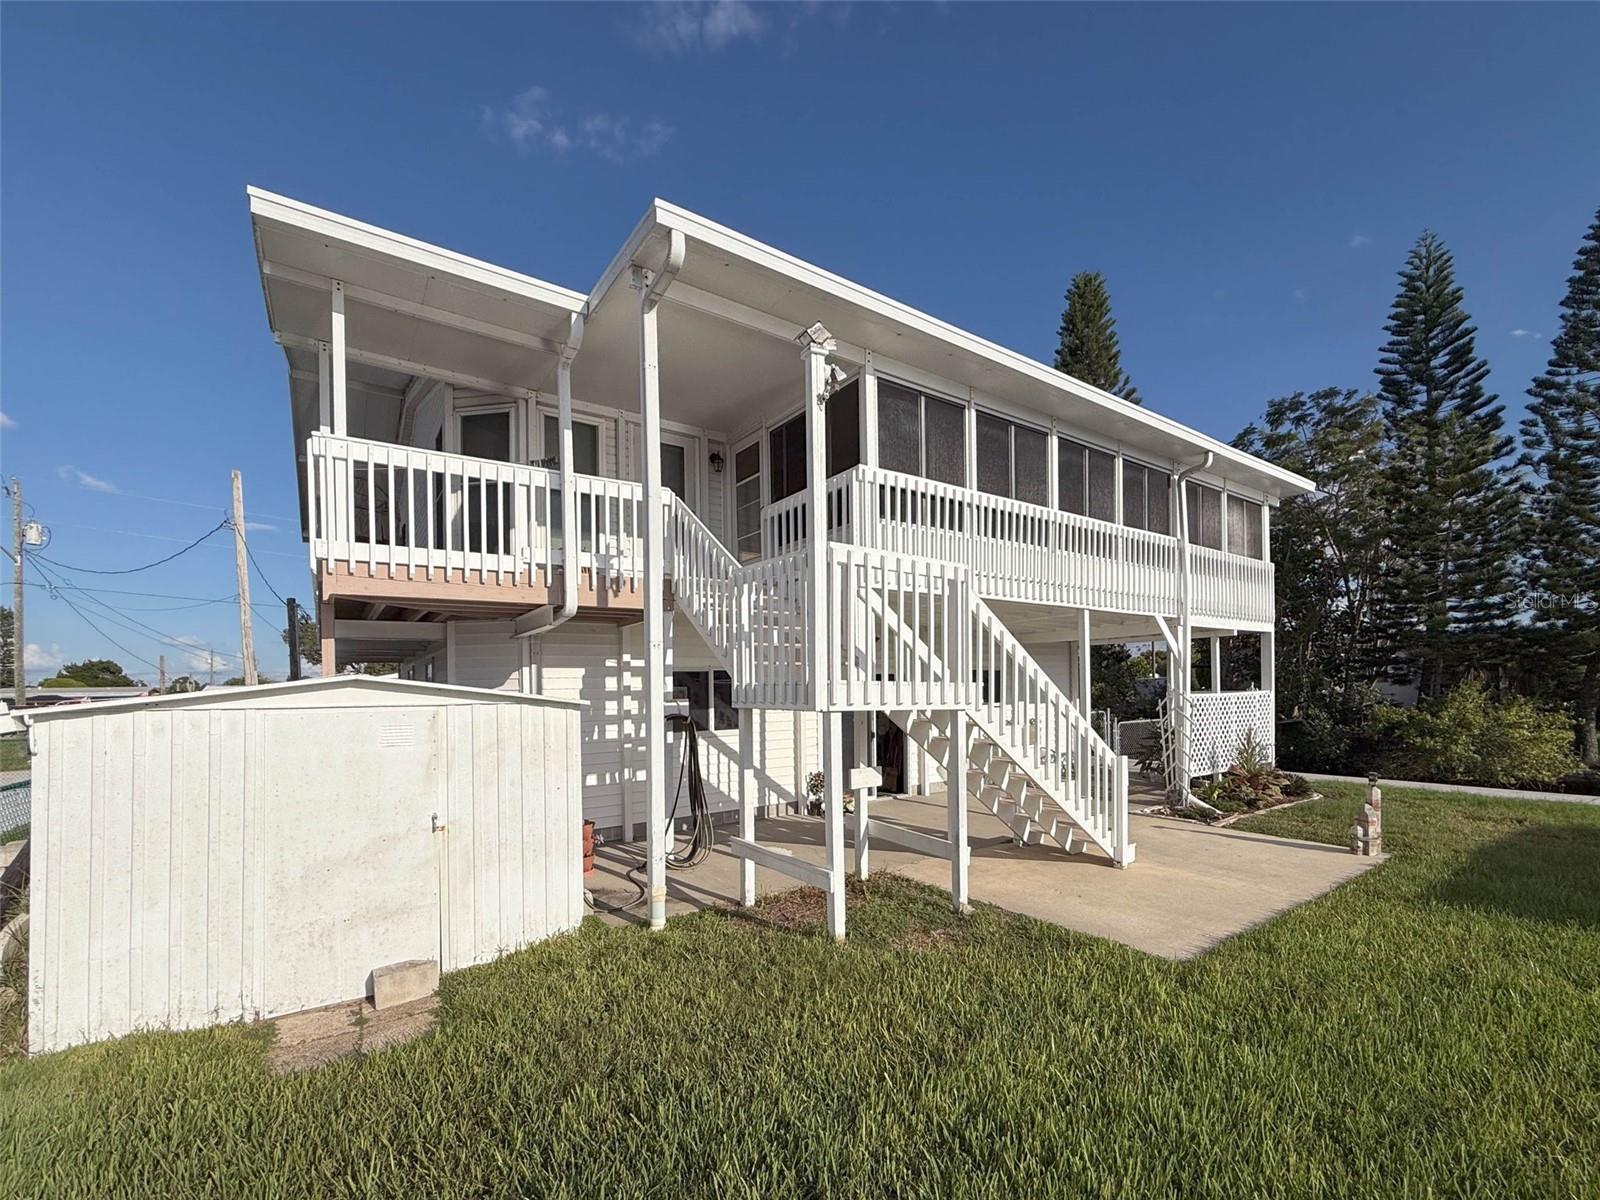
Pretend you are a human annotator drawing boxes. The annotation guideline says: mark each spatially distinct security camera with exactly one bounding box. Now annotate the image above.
[823,362,849,397]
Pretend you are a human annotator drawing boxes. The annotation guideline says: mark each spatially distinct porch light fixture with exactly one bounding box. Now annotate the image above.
[709,451,725,474]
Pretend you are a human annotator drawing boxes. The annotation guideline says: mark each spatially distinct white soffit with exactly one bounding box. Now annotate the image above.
[249,187,585,395]
[591,201,1316,500]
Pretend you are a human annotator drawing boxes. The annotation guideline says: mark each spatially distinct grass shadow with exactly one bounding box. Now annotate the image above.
[1430,822,1600,928]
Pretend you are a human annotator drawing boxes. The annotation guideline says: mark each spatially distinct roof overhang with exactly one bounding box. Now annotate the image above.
[588,200,1316,501]
[248,187,585,399]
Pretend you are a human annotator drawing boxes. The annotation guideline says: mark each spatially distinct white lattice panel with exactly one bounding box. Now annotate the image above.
[1187,690,1274,777]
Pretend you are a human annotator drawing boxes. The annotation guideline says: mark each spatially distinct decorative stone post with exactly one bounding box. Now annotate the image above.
[1349,772,1383,856]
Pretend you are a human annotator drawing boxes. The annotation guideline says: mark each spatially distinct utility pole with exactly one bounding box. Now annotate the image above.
[10,478,22,711]
[231,470,257,686]
[286,597,301,681]
[158,654,167,693]
[208,650,215,688]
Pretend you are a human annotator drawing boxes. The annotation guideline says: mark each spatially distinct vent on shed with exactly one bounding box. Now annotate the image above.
[379,721,415,748]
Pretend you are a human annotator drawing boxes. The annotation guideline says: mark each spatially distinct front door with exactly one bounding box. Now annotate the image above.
[660,432,698,515]
[456,407,516,554]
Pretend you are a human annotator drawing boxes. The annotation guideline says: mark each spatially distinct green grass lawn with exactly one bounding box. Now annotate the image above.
[0,736,28,772]
[2,783,1597,1198]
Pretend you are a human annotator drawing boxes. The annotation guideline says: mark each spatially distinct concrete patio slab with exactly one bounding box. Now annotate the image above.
[587,791,1384,959]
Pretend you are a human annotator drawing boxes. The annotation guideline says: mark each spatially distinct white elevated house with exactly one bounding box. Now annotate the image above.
[249,188,1314,939]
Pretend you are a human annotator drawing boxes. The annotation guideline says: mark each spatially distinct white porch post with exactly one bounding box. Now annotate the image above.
[316,340,332,431]
[853,711,872,880]
[1208,635,1223,692]
[1260,629,1276,761]
[947,708,970,913]
[1046,422,1060,511]
[800,322,846,942]
[635,266,669,931]
[330,280,348,436]
[738,707,756,906]
[860,353,879,468]
[1078,608,1093,712]
[798,322,835,708]
[823,712,846,941]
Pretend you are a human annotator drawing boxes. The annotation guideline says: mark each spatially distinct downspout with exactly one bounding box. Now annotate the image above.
[544,312,586,635]
[1171,451,1214,811]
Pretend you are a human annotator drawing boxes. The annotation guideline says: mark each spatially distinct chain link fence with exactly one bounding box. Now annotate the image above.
[0,731,30,843]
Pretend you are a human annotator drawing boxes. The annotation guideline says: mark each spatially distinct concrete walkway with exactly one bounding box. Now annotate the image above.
[588,792,1383,959]
[1301,772,1600,806]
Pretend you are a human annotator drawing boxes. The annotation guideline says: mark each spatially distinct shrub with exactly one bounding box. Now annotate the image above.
[1276,688,1387,775]
[1377,682,1579,788]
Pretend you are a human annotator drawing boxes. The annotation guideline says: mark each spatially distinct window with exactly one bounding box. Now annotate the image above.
[878,382,921,475]
[540,414,600,474]
[733,441,761,562]
[768,413,807,503]
[1121,460,1172,534]
[976,413,1011,496]
[826,379,861,477]
[1014,426,1048,506]
[976,412,1049,504]
[672,669,736,732]
[1227,495,1264,559]
[877,380,968,484]
[1057,436,1118,523]
[1185,481,1223,549]
[661,442,687,501]
[460,410,512,461]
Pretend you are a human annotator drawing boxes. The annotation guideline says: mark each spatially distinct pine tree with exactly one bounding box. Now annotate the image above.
[1374,231,1517,698]
[1054,272,1140,403]
[1520,207,1600,765]
[1235,389,1390,713]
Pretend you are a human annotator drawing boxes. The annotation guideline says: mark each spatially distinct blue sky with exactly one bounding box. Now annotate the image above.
[2,2,1596,683]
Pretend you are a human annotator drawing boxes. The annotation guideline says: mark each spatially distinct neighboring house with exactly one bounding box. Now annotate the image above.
[21,686,159,708]
[248,189,1314,937]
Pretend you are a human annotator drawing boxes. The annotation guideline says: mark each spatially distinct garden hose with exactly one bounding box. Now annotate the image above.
[586,711,714,913]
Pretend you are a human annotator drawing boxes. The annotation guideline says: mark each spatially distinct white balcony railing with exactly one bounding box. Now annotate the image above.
[766,465,1273,628]
[309,437,1273,631]
[306,433,645,593]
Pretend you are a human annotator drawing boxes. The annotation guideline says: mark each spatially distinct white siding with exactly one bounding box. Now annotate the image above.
[26,679,582,1054]
[449,621,524,692]
[520,615,810,837]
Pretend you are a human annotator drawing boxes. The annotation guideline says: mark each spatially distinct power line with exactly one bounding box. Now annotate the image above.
[30,559,247,666]
[35,520,228,575]
[241,534,287,606]
[45,588,166,675]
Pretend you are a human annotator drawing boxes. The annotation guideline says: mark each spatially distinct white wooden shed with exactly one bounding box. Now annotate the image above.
[23,675,584,1055]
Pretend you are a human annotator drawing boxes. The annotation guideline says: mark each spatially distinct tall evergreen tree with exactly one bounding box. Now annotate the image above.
[1054,272,1140,403]
[1520,207,1600,765]
[1374,231,1517,698]
[1235,389,1390,714]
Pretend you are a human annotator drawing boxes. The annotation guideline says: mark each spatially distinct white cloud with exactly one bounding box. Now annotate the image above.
[1349,233,1372,249]
[168,634,222,674]
[1510,328,1541,339]
[242,521,277,533]
[482,86,673,162]
[0,410,14,430]
[24,642,62,672]
[1293,288,1307,302]
[629,0,766,54]
[57,464,119,493]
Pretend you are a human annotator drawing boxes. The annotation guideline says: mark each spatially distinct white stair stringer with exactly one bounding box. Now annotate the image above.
[889,710,1097,857]
[878,591,1133,865]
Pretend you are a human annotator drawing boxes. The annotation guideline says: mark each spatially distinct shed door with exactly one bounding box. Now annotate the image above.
[261,706,444,1016]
